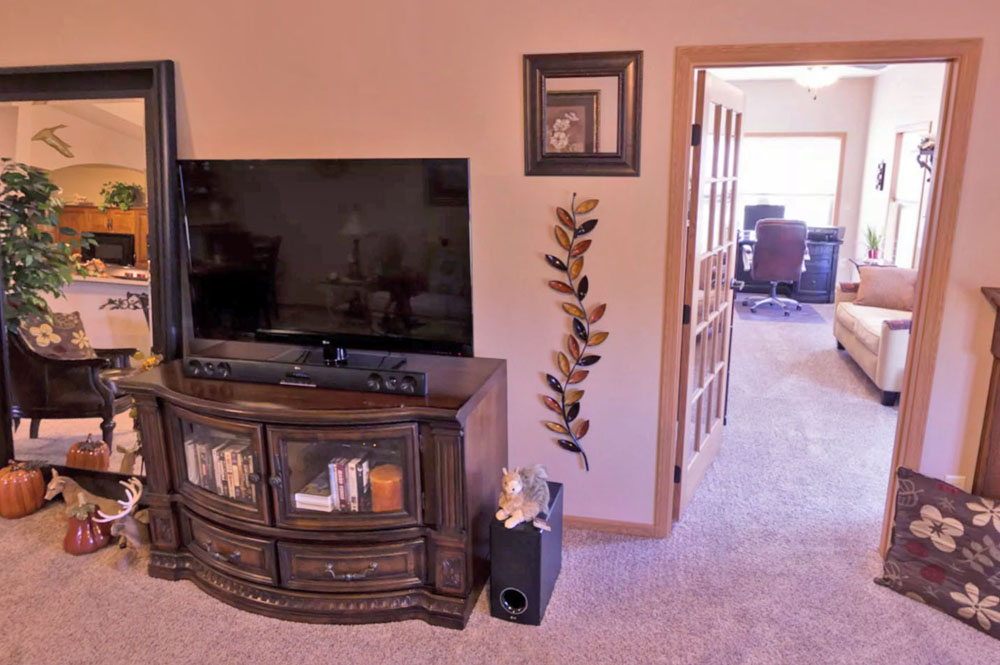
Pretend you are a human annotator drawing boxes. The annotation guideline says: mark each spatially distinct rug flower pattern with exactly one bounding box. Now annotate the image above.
[879,467,1000,641]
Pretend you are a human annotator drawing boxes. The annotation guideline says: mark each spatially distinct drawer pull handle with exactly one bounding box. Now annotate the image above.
[325,561,378,581]
[201,539,241,564]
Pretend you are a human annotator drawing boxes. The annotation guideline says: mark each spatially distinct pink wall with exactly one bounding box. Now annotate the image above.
[2,0,997,525]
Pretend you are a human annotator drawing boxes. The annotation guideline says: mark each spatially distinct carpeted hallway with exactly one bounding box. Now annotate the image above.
[3,304,999,664]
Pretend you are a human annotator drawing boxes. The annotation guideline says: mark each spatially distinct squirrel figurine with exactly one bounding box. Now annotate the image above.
[496,465,551,530]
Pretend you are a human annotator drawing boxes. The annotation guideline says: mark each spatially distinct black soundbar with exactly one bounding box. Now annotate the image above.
[182,356,428,396]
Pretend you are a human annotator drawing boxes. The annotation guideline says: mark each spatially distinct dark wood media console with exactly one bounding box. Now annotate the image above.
[120,356,507,628]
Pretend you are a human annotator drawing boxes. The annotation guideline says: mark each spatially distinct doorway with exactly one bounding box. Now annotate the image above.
[655,40,982,553]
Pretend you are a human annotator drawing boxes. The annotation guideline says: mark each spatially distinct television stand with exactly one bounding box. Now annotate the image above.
[120,355,507,628]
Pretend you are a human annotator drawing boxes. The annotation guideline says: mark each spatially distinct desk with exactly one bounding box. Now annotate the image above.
[735,229,844,304]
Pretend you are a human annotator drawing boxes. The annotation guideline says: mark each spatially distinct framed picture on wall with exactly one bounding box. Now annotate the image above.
[523,50,642,176]
[544,90,599,154]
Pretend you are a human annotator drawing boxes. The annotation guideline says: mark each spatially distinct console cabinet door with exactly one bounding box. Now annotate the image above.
[165,404,271,525]
[267,423,421,530]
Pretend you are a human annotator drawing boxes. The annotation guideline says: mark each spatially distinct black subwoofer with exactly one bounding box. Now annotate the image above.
[489,481,563,625]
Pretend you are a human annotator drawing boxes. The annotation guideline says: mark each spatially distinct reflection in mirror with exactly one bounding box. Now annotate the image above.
[1,97,151,475]
[543,76,620,155]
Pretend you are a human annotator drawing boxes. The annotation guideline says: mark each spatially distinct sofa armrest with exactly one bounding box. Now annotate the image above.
[875,318,913,392]
[836,282,860,305]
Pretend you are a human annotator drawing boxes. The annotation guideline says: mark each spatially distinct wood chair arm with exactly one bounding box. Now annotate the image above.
[95,347,137,369]
[44,356,110,369]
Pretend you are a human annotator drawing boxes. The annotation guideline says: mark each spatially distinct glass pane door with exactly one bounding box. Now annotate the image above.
[268,423,420,530]
[167,405,270,525]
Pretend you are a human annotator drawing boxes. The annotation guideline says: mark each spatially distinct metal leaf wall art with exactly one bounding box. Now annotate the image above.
[541,193,609,471]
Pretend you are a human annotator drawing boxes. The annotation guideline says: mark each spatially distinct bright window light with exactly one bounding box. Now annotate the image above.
[737,135,842,227]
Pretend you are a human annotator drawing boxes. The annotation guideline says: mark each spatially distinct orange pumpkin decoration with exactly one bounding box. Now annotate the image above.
[65,434,111,471]
[0,460,45,519]
[63,503,110,555]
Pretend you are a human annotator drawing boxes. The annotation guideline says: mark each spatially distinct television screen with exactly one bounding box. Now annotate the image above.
[179,158,472,356]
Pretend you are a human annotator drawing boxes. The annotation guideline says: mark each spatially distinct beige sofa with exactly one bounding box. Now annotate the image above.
[833,281,913,406]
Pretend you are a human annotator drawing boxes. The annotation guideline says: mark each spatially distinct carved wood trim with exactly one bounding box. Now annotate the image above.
[423,424,465,532]
[150,551,470,626]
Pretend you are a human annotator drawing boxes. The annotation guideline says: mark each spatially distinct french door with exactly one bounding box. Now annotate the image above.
[674,71,745,518]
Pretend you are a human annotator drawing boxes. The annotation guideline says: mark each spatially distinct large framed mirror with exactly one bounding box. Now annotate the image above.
[523,51,642,176]
[0,61,177,496]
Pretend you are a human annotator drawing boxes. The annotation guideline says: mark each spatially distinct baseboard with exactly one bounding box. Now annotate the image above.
[563,515,659,538]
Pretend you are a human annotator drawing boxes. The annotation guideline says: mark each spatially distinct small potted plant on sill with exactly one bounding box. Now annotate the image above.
[98,181,144,213]
[864,225,883,260]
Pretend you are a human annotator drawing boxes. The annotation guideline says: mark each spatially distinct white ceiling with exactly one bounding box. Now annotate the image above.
[708,64,890,82]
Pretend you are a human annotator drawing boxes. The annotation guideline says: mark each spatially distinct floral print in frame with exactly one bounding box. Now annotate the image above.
[544,90,599,154]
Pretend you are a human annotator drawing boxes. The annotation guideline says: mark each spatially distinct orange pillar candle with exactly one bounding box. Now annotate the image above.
[370,464,404,512]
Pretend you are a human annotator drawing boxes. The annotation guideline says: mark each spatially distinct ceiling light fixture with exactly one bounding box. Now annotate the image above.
[795,66,840,99]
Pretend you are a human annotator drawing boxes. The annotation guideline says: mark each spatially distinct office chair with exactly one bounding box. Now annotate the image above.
[743,219,808,316]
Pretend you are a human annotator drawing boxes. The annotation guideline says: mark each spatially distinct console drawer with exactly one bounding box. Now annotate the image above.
[278,539,426,592]
[181,509,278,585]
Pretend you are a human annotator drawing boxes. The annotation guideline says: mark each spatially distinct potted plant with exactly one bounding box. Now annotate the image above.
[864,225,883,260]
[98,181,144,212]
[0,159,95,332]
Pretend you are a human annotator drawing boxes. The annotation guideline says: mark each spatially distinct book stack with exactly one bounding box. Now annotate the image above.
[293,470,335,512]
[184,438,256,504]
[291,453,373,513]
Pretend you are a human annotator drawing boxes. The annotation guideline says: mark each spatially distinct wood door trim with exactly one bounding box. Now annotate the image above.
[564,515,657,537]
[655,39,982,546]
[742,131,847,227]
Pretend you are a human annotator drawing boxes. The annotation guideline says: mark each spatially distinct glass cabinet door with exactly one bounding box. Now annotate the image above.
[267,423,420,530]
[166,404,271,525]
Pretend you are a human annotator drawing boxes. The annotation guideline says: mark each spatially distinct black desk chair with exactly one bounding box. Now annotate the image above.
[743,219,807,316]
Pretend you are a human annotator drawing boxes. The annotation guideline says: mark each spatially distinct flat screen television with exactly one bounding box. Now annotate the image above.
[178,158,472,356]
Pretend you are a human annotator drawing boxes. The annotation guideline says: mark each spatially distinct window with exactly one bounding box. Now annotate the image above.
[736,134,844,228]
[885,127,931,270]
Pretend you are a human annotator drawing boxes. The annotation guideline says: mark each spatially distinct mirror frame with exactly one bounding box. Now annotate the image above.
[0,61,178,495]
[523,51,642,176]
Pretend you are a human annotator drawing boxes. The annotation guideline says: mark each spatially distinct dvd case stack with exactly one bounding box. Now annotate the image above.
[292,453,373,513]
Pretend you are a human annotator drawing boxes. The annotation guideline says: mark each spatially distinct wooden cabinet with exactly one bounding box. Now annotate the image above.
[277,539,426,593]
[180,509,278,585]
[975,287,1000,498]
[121,356,507,629]
[735,236,843,303]
[57,205,148,268]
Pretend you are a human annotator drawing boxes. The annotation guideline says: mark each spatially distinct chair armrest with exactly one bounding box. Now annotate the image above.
[41,356,110,369]
[95,347,138,356]
[836,282,860,304]
[95,347,137,370]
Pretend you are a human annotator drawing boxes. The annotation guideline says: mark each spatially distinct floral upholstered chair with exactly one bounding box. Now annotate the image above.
[8,311,136,445]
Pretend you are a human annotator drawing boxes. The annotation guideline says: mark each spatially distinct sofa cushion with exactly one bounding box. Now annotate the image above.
[836,302,912,356]
[18,312,97,361]
[876,467,1000,641]
[856,266,918,311]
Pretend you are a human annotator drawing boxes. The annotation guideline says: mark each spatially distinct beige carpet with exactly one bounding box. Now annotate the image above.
[3,304,1000,665]
[13,411,141,474]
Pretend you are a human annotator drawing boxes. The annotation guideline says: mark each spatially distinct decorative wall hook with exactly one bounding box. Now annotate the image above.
[540,193,609,471]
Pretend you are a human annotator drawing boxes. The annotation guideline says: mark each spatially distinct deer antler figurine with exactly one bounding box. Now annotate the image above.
[93,478,149,549]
